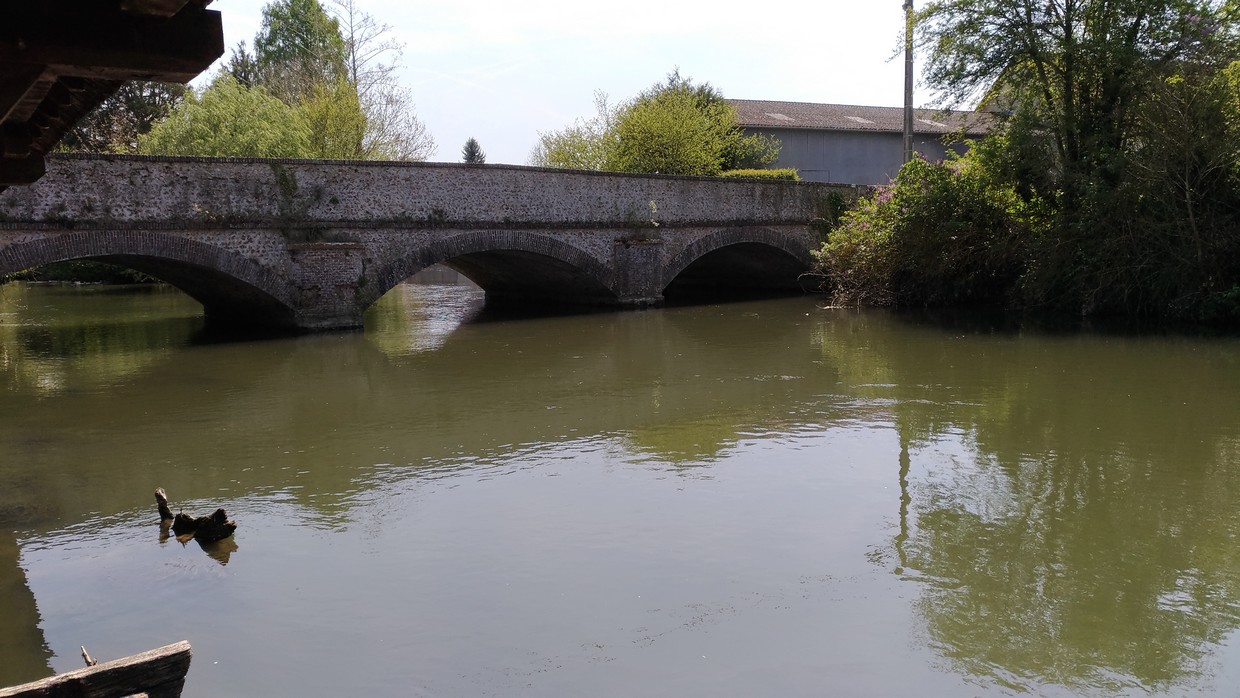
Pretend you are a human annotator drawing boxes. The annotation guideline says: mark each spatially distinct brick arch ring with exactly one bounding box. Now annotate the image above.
[356,230,616,311]
[0,231,297,312]
[659,226,817,291]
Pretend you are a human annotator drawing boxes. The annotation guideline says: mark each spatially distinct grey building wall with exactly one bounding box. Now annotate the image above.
[750,127,970,185]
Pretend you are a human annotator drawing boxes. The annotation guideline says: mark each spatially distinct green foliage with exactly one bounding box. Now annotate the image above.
[818,154,1045,308]
[819,0,1240,324]
[530,71,780,176]
[609,87,730,176]
[254,0,348,102]
[461,137,486,164]
[300,78,367,159]
[213,0,435,161]
[720,168,800,181]
[530,92,617,170]
[139,76,311,158]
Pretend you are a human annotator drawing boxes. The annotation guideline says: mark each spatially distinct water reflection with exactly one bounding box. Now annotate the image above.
[834,312,1240,692]
[2,280,1240,695]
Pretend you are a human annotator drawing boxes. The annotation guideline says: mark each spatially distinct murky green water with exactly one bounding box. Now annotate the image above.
[2,279,1240,696]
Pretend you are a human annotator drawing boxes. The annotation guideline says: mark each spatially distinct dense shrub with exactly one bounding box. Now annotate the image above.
[719,168,800,181]
[817,154,1044,308]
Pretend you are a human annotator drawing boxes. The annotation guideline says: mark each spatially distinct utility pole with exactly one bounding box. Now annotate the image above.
[903,0,915,164]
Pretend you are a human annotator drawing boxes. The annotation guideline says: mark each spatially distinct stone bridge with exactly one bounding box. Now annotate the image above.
[0,154,862,331]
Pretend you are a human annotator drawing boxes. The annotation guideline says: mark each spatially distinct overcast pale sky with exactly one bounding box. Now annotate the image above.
[207,1,922,164]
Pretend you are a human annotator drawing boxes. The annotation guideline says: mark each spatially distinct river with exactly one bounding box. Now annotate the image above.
[2,277,1240,696]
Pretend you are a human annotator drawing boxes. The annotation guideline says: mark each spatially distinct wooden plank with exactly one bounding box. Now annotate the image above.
[0,642,192,698]
[0,64,47,124]
[120,0,193,17]
[0,5,223,83]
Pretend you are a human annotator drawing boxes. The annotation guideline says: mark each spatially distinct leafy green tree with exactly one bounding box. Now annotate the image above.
[254,0,349,102]
[461,137,486,164]
[225,41,261,88]
[300,78,367,159]
[530,72,779,176]
[917,0,1238,194]
[820,0,1240,322]
[609,86,731,175]
[213,0,435,161]
[59,81,187,154]
[530,92,617,170]
[138,76,311,158]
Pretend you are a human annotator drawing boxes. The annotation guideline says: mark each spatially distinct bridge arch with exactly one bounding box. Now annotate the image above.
[0,231,298,327]
[661,227,816,299]
[359,230,617,311]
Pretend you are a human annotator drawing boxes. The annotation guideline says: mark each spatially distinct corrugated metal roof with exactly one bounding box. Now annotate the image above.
[729,99,992,135]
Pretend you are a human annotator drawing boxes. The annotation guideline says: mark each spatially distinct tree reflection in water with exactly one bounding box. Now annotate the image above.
[837,311,1240,693]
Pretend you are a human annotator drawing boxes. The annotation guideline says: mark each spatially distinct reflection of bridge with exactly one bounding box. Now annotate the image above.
[0,154,861,331]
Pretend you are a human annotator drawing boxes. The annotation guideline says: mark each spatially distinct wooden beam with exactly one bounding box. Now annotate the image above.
[0,154,45,186]
[0,64,47,124]
[0,641,192,698]
[2,124,35,158]
[0,5,224,83]
[120,0,194,17]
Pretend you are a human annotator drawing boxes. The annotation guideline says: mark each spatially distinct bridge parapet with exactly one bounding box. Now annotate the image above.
[0,155,870,331]
[0,154,863,229]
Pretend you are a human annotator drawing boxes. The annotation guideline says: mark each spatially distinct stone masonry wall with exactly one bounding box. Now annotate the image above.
[0,155,867,330]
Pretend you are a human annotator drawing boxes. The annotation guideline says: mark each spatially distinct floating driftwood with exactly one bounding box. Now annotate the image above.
[155,488,236,545]
[0,641,192,698]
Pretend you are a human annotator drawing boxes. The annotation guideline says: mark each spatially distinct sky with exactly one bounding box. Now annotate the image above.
[205,1,927,165]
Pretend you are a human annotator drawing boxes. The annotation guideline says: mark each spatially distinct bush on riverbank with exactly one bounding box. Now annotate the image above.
[817,110,1240,326]
[817,153,1041,309]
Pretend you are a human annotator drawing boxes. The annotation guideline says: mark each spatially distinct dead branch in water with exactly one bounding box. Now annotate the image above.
[153,489,236,544]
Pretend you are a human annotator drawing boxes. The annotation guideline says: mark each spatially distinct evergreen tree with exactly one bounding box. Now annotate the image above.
[461,137,486,164]
[59,81,187,154]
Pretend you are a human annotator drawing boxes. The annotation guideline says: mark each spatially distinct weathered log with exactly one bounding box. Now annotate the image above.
[171,509,236,544]
[155,489,236,544]
[154,489,174,522]
[0,641,191,698]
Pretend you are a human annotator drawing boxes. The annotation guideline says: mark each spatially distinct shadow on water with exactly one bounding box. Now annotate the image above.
[0,533,53,688]
[892,305,1240,339]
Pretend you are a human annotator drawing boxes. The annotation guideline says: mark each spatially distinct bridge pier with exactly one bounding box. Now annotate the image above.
[288,242,368,331]
[612,239,666,308]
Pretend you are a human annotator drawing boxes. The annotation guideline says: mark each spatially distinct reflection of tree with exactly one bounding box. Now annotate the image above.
[828,311,1240,692]
[0,532,52,687]
[906,440,1240,692]
[0,284,201,395]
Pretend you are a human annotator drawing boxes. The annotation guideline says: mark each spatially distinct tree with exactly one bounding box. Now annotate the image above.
[224,41,261,88]
[833,0,1240,321]
[59,81,187,154]
[326,0,436,160]
[529,72,779,176]
[300,78,367,159]
[254,0,348,102]
[461,137,486,164]
[608,88,728,175]
[139,76,311,158]
[530,92,617,170]
[917,0,1238,192]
